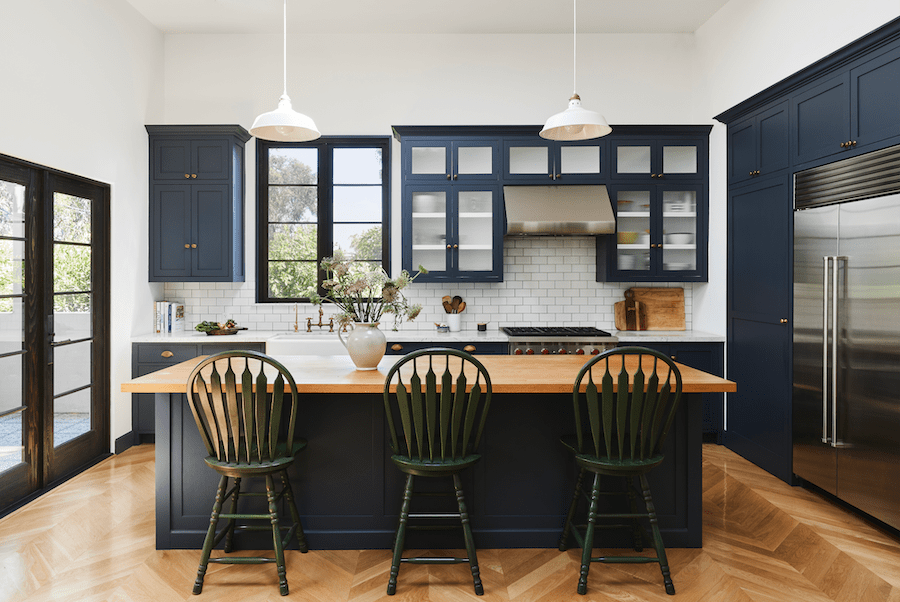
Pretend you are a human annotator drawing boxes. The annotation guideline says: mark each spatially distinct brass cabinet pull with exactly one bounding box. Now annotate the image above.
[184,174,190,178]
[191,243,197,248]
[453,244,458,249]
[161,350,174,358]
[446,174,451,180]
[780,318,789,324]
[651,173,657,178]
[463,345,476,352]
[191,174,197,178]
[447,244,451,249]
[184,244,190,248]
[453,174,458,180]
[556,173,561,179]
[391,344,403,351]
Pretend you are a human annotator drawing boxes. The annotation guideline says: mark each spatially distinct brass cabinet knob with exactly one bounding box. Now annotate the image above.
[453,174,458,180]
[192,174,197,178]
[840,142,847,148]
[161,350,174,358]
[184,174,190,178]
[391,344,403,351]
[184,244,190,248]
[463,345,475,352]
[671,355,677,361]
[548,174,554,179]
[750,171,754,176]
[556,173,561,179]
[447,174,451,180]
[651,173,657,178]
[191,243,197,248]
[658,173,664,179]
[851,141,857,146]
[780,318,788,324]
[447,244,451,249]
[453,244,458,249]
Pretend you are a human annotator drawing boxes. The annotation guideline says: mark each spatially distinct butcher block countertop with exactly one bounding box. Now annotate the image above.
[121,354,736,395]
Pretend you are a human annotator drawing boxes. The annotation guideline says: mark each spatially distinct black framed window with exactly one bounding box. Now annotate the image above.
[256,137,390,302]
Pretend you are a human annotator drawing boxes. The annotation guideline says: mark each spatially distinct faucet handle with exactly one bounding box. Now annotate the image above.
[306,317,312,332]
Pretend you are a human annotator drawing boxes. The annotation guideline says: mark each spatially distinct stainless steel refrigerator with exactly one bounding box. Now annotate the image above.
[793,145,900,531]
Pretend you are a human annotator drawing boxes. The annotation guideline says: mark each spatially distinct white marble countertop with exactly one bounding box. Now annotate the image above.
[132,328,724,345]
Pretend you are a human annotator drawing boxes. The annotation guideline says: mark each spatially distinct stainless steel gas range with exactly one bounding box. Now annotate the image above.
[501,326,618,356]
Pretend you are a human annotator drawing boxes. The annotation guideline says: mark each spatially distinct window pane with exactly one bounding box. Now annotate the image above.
[269,224,317,261]
[54,244,91,293]
[0,239,24,297]
[269,148,317,185]
[0,411,23,473]
[334,224,382,260]
[0,354,23,415]
[54,297,92,335]
[268,261,316,298]
[333,186,382,222]
[269,186,317,222]
[54,389,91,447]
[53,193,91,244]
[0,180,26,238]
[334,148,382,184]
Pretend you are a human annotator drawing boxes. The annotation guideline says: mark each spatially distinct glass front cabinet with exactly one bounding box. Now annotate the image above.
[503,139,605,183]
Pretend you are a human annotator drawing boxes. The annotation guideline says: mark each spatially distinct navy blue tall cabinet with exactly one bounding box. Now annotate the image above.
[146,125,251,282]
[716,16,900,483]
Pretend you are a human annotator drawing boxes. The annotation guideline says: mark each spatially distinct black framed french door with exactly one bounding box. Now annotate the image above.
[0,155,110,513]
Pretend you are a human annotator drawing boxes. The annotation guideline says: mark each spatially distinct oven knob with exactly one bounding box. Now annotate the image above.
[540,348,550,355]
[575,348,585,355]
[514,348,523,355]
[590,348,601,355]
[525,348,535,355]
[558,348,568,355]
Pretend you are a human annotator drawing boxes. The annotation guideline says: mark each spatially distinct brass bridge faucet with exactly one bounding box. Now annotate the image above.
[306,305,334,332]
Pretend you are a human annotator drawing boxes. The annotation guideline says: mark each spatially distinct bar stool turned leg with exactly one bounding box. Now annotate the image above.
[266,475,289,596]
[625,477,644,552]
[559,467,586,551]
[223,477,241,553]
[194,475,228,595]
[280,471,309,553]
[578,472,601,596]
[641,473,675,595]
[454,473,484,595]
[388,473,415,595]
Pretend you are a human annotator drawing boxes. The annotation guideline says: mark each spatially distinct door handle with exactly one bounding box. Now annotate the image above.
[831,256,847,448]
[822,256,830,444]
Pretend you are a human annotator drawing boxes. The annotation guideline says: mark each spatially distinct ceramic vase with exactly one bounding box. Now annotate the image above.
[338,322,386,370]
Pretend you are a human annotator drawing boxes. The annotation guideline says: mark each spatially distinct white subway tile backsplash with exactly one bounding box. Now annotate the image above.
[165,237,694,332]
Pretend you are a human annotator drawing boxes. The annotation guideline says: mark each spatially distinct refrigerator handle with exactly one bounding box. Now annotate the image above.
[832,256,847,448]
[822,256,830,444]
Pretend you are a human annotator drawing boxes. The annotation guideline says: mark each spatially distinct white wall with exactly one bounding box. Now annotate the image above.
[1,0,165,448]
[692,0,900,333]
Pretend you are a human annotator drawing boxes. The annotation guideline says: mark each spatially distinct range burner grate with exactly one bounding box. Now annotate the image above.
[501,326,612,337]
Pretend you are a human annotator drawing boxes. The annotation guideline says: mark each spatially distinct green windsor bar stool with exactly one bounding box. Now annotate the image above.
[186,350,309,596]
[558,346,683,596]
[382,348,493,596]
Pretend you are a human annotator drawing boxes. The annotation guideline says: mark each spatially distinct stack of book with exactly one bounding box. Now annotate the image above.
[155,301,185,334]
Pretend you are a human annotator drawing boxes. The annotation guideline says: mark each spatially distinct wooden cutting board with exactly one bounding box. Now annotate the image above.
[616,287,685,331]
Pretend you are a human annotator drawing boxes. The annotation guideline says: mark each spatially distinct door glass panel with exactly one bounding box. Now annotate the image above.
[52,191,92,447]
[508,146,549,175]
[560,146,601,174]
[456,146,493,175]
[0,180,26,238]
[457,190,493,272]
[615,190,651,271]
[411,192,446,272]
[662,146,698,174]
[617,146,651,174]
[662,190,697,271]
[411,147,446,175]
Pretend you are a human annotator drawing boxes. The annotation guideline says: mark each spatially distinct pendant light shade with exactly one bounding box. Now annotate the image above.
[250,0,320,142]
[540,0,610,141]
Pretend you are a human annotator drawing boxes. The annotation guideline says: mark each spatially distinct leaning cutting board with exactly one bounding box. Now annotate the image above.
[621,287,685,331]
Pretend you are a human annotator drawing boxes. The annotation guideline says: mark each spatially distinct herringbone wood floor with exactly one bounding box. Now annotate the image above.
[2,444,900,601]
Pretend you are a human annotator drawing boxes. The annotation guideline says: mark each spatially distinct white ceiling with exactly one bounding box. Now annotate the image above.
[124,0,732,34]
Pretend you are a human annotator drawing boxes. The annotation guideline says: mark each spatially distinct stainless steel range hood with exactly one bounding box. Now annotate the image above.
[503,185,615,235]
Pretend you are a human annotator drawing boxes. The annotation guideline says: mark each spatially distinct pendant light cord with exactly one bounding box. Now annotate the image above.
[282,0,288,97]
[572,0,577,95]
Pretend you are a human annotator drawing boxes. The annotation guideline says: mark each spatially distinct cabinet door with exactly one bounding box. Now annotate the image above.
[757,101,789,176]
[191,139,231,180]
[792,73,851,166]
[669,343,724,437]
[452,141,499,181]
[406,185,450,275]
[555,140,606,183]
[152,139,192,181]
[728,117,758,185]
[503,140,554,181]
[726,175,793,483]
[150,185,193,279]
[404,140,451,181]
[454,185,501,279]
[386,341,507,355]
[850,44,900,149]
[660,185,704,279]
[191,185,234,279]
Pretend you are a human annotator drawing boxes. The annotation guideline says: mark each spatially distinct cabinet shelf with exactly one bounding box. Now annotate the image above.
[617,211,651,218]
[663,212,697,218]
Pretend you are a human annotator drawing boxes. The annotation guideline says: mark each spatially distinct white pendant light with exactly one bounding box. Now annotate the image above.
[540,0,611,141]
[250,0,320,142]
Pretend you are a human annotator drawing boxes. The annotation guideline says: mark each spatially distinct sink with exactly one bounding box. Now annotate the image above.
[265,332,347,356]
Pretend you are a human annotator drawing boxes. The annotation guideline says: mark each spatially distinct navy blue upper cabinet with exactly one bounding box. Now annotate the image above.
[792,73,851,165]
[729,100,789,185]
[402,139,500,182]
[146,125,250,282]
[503,139,606,183]
[850,43,900,149]
[611,137,705,181]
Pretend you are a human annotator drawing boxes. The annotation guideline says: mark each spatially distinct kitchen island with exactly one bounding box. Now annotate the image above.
[121,354,735,550]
